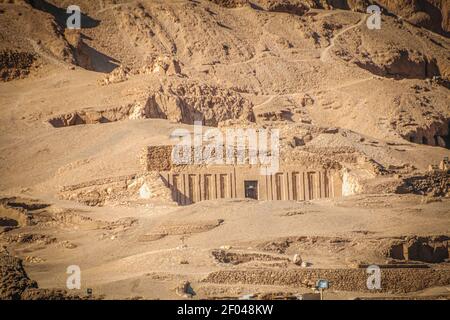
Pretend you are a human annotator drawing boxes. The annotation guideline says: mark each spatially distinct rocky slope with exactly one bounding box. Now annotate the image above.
[0,0,448,192]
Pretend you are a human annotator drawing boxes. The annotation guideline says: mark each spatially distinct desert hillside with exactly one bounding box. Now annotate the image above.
[0,0,449,300]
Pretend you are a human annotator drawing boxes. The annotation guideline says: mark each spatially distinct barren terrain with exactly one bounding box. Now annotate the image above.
[0,0,449,300]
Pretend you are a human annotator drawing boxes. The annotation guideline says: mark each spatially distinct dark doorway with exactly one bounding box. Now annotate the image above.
[244,181,258,200]
[445,122,450,148]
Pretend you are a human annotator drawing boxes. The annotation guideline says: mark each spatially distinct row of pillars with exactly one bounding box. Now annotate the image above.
[162,168,341,205]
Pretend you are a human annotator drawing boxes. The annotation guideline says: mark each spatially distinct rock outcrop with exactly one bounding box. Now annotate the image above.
[145,82,255,126]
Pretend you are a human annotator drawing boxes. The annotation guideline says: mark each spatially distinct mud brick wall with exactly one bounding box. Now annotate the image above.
[203,268,450,294]
[141,146,173,171]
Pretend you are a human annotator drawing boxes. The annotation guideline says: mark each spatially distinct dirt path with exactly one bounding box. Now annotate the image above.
[320,17,366,63]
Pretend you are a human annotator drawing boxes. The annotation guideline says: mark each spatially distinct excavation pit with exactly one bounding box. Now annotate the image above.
[387,236,450,263]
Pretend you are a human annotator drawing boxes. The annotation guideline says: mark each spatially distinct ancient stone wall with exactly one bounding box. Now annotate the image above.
[140,146,173,172]
[161,166,342,205]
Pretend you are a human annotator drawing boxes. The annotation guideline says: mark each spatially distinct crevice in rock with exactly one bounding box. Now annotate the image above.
[403,118,450,149]
[387,236,450,263]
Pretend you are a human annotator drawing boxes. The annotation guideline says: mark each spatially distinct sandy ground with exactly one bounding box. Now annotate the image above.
[1,194,449,299]
[0,0,449,300]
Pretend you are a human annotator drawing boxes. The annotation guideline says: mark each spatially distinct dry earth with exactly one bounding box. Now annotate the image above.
[0,0,449,300]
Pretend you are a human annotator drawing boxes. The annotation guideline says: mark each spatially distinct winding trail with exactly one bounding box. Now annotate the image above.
[320,16,366,63]
[253,75,377,109]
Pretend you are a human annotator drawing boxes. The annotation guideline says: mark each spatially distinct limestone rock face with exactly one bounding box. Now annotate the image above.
[376,0,450,35]
[147,93,185,123]
[145,82,255,126]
